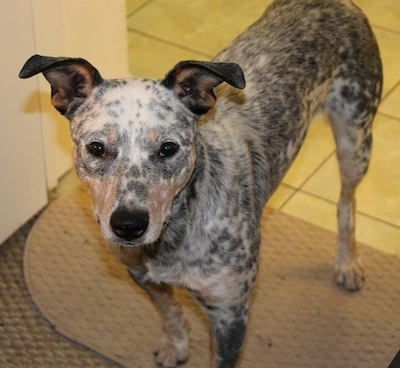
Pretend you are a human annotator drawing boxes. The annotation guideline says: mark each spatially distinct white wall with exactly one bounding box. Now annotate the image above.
[0,0,48,244]
[0,0,129,244]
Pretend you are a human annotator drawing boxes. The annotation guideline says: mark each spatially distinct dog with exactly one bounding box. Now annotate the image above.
[19,0,382,366]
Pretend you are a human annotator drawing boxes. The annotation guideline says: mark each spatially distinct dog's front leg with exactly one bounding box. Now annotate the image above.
[129,268,190,368]
[195,292,249,368]
[211,308,248,368]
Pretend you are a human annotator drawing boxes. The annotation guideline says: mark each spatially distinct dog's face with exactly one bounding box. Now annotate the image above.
[71,79,198,245]
[19,56,245,246]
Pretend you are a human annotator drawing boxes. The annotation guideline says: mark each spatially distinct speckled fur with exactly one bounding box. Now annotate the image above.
[19,0,382,367]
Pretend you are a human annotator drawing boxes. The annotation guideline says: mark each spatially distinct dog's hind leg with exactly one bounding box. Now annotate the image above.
[129,268,190,368]
[328,112,368,291]
[326,71,381,290]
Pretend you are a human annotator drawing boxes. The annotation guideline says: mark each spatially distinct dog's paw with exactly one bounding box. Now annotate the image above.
[334,258,365,291]
[154,322,190,367]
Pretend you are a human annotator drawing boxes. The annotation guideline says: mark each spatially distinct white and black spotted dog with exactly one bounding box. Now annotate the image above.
[20,0,382,366]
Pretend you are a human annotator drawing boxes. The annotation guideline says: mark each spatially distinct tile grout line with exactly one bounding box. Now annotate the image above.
[298,149,337,189]
[377,111,400,123]
[277,149,337,211]
[127,0,155,18]
[127,28,214,59]
[276,187,299,211]
[380,79,400,104]
[285,186,400,230]
[371,23,400,36]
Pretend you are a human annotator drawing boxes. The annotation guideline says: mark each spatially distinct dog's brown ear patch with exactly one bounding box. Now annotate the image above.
[19,55,103,119]
[162,60,246,115]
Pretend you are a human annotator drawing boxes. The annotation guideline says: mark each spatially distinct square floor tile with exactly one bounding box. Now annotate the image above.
[267,184,296,210]
[282,114,335,189]
[379,83,400,119]
[127,0,270,56]
[373,27,400,98]
[354,0,400,32]
[281,191,400,255]
[302,114,400,227]
[282,191,338,233]
[128,31,208,78]
[126,0,149,15]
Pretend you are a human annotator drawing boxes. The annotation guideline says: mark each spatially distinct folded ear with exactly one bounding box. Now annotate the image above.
[19,54,103,119]
[161,60,246,115]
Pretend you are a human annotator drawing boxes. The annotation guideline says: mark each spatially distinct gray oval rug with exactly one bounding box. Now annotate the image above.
[24,187,400,367]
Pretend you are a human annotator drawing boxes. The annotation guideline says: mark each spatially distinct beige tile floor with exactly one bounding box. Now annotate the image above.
[106,0,400,256]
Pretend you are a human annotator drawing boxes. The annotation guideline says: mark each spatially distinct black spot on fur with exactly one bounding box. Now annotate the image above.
[215,318,246,367]
[126,180,147,200]
[128,165,141,178]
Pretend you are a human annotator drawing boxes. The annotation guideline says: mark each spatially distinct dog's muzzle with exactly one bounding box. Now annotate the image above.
[110,208,149,241]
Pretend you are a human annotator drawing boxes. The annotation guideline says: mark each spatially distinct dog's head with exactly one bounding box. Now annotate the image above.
[19,55,245,246]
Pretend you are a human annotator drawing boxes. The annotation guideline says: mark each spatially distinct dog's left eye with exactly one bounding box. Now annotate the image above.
[87,141,105,157]
[159,142,179,157]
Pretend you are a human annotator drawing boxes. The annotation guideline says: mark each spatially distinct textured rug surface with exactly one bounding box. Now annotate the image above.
[24,188,400,368]
[0,216,120,368]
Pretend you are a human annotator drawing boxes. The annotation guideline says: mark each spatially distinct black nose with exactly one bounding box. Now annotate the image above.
[110,208,149,241]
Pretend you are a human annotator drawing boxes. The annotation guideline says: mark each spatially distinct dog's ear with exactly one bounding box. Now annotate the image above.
[19,55,103,119]
[161,60,246,115]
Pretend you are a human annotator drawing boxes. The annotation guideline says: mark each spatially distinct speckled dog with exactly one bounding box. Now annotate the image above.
[19,0,382,366]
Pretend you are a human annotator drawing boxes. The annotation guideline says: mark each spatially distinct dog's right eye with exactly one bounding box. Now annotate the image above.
[159,141,179,158]
[87,141,105,157]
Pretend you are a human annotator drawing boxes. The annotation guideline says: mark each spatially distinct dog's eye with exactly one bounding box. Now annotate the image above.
[87,141,105,157]
[159,142,179,157]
